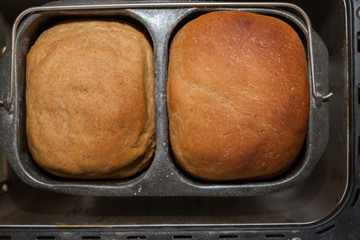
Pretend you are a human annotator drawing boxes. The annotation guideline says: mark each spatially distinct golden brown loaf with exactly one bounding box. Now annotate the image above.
[26,21,155,179]
[167,11,309,181]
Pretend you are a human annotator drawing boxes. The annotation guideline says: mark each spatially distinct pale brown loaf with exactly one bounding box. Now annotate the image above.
[26,21,155,179]
[167,11,310,181]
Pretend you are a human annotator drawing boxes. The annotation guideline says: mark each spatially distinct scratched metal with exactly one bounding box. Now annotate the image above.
[0,11,10,190]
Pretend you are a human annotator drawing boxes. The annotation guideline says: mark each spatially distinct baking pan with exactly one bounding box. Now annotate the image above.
[0,0,352,237]
[0,1,330,196]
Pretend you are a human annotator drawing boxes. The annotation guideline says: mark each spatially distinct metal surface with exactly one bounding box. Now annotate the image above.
[0,2,331,197]
[0,152,8,195]
[0,2,332,110]
[0,11,10,193]
[0,0,349,232]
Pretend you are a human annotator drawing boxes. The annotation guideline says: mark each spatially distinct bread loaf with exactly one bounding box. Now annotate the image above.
[26,21,155,179]
[167,11,309,181]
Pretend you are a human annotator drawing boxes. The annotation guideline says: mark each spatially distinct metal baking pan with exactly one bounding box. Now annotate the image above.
[0,1,331,196]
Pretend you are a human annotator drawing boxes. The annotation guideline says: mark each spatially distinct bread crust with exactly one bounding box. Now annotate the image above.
[167,11,309,181]
[26,21,155,179]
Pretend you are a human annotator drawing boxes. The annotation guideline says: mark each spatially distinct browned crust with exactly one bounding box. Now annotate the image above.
[26,21,155,179]
[167,11,309,181]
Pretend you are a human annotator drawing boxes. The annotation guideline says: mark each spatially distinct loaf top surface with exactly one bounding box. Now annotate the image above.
[26,21,155,179]
[167,11,310,181]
